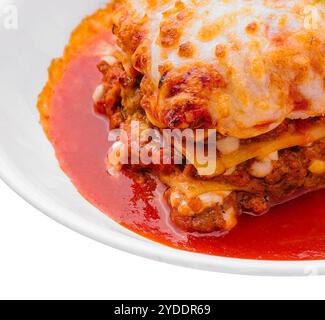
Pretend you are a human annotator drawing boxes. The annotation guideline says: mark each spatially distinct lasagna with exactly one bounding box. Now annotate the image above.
[94,0,325,233]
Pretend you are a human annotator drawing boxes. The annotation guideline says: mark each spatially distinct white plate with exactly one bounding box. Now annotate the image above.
[1,0,325,276]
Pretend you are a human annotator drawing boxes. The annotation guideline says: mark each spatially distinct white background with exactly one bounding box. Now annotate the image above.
[0,179,325,300]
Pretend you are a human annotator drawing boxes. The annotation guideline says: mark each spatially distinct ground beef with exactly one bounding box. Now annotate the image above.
[171,207,223,233]
[230,141,325,215]
[237,192,269,215]
[171,138,325,232]
[171,193,238,233]
[264,149,308,200]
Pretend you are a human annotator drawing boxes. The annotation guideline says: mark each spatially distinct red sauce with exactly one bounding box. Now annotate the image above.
[49,32,325,261]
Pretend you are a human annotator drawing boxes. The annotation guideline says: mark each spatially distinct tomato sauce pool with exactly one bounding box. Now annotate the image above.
[48,32,325,261]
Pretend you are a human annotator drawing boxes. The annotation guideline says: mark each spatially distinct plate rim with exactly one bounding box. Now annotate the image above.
[1,147,325,277]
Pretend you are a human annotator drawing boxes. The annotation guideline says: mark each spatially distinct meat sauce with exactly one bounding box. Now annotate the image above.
[48,31,325,261]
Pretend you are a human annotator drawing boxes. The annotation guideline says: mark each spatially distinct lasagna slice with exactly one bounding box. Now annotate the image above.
[94,0,325,233]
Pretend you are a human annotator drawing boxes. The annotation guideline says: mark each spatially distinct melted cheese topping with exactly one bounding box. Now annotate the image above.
[250,159,274,178]
[309,159,325,174]
[111,0,325,138]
